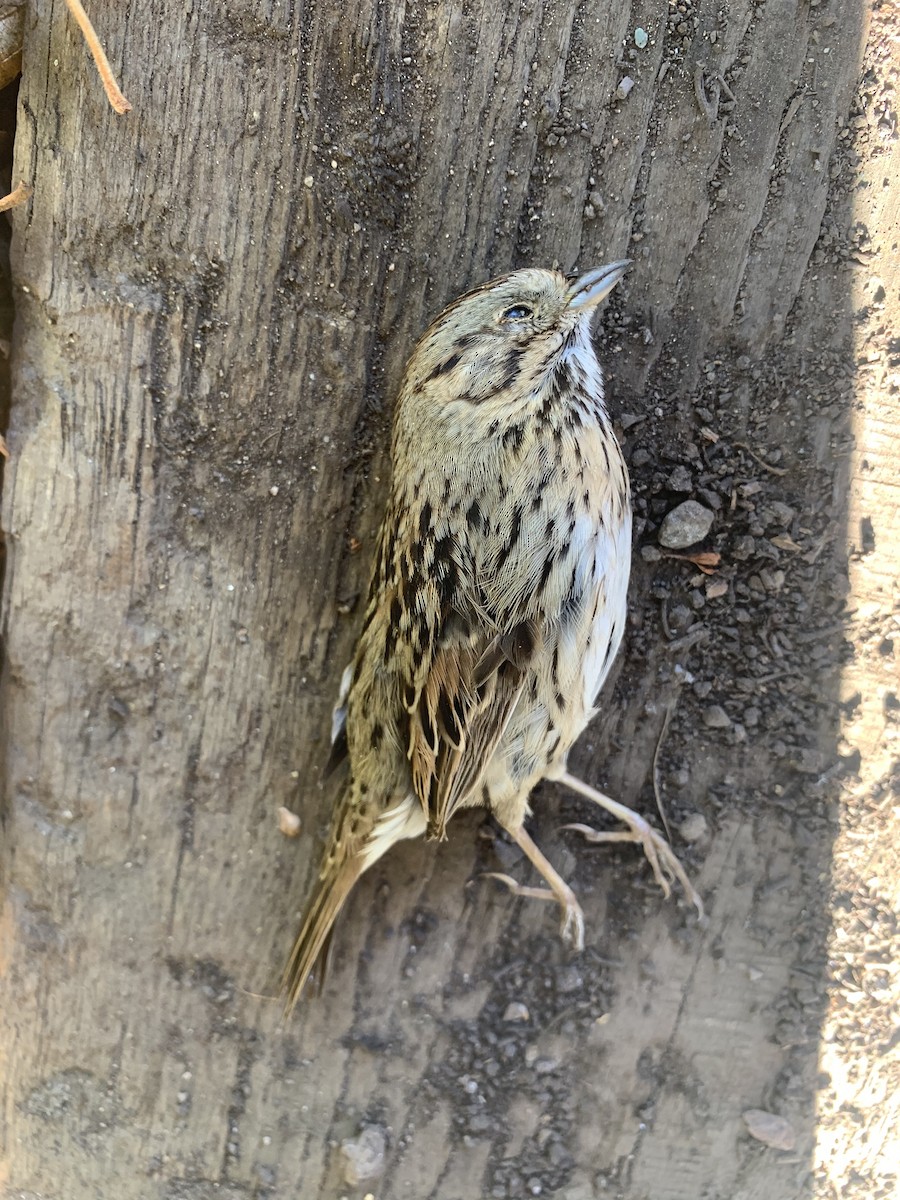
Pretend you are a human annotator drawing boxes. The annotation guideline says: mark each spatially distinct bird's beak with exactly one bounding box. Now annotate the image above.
[567,260,631,311]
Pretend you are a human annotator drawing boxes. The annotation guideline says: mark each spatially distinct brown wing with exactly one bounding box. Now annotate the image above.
[408,620,538,839]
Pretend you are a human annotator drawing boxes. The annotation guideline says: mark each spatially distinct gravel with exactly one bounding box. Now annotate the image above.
[658,500,715,548]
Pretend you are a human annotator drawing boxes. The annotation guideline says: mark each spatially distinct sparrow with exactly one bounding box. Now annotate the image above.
[283,262,701,1009]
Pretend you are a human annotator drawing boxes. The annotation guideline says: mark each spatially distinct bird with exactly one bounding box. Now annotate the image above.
[282,262,702,1010]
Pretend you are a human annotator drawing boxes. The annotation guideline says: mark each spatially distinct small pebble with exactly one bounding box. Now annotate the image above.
[667,464,693,492]
[658,500,715,548]
[697,487,723,510]
[634,27,648,48]
[503,1002,530,1023]
[742,1109,797,1151]
[534,1057,559,1075]
[341,1126,387,1186]
[679,813,708,843]
[556,965,583,993]
[703,704,731,729]
[759,567,785,592]
[766,500,796,526]
[667,603,693,631]
[277,806,302,837]
[732,535,756,560]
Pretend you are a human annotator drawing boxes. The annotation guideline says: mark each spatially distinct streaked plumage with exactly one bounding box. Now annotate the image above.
[283,263,700,1010]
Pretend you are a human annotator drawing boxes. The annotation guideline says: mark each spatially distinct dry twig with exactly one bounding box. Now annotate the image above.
[64,0,132,114]
[733,440,789,476]
[0,179,30,211]
[652,699,677,841]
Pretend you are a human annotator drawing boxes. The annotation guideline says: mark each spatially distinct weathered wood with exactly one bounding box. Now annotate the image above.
[1,0,891,1197]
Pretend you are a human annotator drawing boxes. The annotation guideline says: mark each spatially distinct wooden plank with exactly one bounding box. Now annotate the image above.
[1,1,891,1198]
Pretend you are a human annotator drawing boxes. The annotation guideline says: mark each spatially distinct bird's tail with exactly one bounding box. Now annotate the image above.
[281,853,364,1014]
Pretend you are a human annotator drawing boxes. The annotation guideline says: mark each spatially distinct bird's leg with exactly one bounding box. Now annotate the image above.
[484,824,585,951]
[557,770,704,918]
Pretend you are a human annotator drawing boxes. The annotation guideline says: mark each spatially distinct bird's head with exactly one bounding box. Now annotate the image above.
[403,262,630,404]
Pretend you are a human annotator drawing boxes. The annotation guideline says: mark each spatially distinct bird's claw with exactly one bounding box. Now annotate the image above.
[481,872,585,952]
[559,898,585,953]
[563,818,704,919]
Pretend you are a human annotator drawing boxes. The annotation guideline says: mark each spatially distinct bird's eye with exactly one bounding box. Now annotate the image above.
[500,304,533,322]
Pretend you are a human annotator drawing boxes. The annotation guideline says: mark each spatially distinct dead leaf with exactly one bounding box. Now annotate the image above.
[770,533,802,552]
[742,1108,796,1150]
[687,551,721,568]
[662,549,721,575]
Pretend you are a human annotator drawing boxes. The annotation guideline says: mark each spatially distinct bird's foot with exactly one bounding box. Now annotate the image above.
[558,771,704,919]
[484,871,585,951]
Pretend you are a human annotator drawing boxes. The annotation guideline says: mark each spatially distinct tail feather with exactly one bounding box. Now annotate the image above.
[281,794,428,1013]
[281,855,364,1014]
